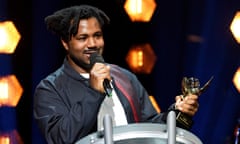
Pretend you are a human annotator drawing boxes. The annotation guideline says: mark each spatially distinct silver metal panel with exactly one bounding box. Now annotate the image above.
[76,123,202,144]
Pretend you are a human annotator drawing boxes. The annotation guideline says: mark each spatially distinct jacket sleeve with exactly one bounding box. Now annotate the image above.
[33,78,105,144]
[123,68,193,130]
[130,73,166,123]
[115,67,165,123]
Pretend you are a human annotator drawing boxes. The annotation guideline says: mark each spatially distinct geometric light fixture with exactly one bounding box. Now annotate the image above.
[124,0,157,22]
[0,21,21,54]
[0,130,23,144]
[0,20,23,144]
[0,75,23,107]
[233,67,240,93]
[230,11,240,44]
[126,43,157,74]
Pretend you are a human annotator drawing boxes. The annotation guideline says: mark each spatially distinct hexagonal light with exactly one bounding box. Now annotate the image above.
[126,43,157,74]
[230,11,240,44]
[0,130,23,144]
[233,67,240,93]
[0,75,23,107]
[124,0,156,22]
[0,21,21,54]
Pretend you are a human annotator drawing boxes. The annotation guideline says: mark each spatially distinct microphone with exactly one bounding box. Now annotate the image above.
[90,53,112,97]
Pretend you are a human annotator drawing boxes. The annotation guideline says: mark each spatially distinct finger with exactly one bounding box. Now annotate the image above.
[185,94,198,100]
[183,97,197,105]
[92,64,109,75]
[175,95,184,101]
[185,103,199,116]
[175,99,183,111]
[183,97,199,108]
[177,100,199,116]
[92,63,106,71]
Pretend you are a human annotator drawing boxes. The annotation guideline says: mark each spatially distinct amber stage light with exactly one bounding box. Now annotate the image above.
[233,67,240,93]
[126,43,157,74]
[0,19,23,143]
[230,11,240,44]
[0,75,23,107]
[0,130,23,144]
[149,95,161,113]
[124,0,156,22]
[0,21,21,54]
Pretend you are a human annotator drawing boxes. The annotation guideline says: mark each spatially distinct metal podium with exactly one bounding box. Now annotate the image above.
[76,123,202,144]
[76,112,202,144]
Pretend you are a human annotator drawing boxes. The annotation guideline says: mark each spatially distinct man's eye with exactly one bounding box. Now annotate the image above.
[95,34,102,38]
[77,37,86,41]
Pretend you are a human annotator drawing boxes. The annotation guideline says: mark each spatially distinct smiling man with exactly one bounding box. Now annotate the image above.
[33,5,199,144]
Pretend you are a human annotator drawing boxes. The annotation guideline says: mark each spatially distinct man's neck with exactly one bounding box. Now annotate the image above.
[67,55,89,74]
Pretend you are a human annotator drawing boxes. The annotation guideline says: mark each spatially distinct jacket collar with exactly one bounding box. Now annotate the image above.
[62,57,87,81]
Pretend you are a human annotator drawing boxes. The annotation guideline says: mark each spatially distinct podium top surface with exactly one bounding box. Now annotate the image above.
[75,123,202,144]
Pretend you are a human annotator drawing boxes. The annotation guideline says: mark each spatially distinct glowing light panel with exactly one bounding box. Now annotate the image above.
[0,21,21,54]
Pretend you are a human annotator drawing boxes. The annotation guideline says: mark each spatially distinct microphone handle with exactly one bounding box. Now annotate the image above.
[103,79,112,97]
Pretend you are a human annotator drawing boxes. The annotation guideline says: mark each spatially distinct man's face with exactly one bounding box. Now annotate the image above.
[64,17,104,71]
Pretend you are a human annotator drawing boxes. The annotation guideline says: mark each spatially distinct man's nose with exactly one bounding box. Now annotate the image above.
[87,37,96,47]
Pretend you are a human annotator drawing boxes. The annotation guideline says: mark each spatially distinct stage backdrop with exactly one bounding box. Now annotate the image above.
[1,0,239,144]
[32,0,240,144]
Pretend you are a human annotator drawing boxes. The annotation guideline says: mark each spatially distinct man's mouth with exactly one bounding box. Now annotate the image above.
[84,50,100,56]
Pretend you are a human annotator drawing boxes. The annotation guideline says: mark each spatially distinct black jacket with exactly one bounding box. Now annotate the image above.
[33,57,171,144]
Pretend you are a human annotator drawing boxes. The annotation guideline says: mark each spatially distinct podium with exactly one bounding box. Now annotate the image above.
[75,123,202,144]
[76,112,202,144]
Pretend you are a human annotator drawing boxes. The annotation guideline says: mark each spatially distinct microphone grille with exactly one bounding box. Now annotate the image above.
[90,53,105,68]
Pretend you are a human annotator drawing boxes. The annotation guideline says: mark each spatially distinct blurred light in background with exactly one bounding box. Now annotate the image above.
[233,67,240,93]
[149,95,161,113]
[0,75,23,107]
[124,0,156,22]
[0,20,23,143]
[230,11,240,44]
[126,43,157,74]
[0,130,23,144]
[0,21,21,54]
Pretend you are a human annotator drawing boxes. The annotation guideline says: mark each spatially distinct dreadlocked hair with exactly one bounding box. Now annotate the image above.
[44,5,110,42]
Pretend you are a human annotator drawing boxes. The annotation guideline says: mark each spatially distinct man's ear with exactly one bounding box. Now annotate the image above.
[61,39,69,50]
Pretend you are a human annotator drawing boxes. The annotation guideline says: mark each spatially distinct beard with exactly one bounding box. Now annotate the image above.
[68,53,92,72]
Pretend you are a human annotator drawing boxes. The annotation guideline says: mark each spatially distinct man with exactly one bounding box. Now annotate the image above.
[33,5,199,144]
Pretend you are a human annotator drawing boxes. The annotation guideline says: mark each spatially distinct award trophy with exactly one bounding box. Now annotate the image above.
[175,76,213,129]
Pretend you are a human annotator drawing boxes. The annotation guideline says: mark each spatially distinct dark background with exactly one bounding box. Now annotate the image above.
[0,0,240,143]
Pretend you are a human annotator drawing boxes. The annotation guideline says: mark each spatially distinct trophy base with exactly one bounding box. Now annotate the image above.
[176,111,193,129]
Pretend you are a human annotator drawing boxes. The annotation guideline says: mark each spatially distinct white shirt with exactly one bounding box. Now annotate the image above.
[80,73,128,130]
[97,84,128,130]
